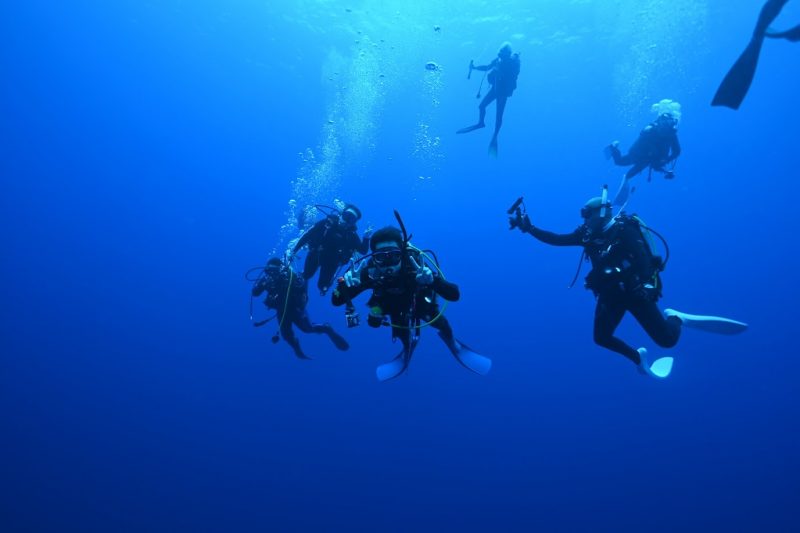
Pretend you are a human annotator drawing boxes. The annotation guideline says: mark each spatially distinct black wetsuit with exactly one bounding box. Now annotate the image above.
[331,256,460,350]
[293,216,370,293]
[610,122,681,180]
[253,267,344,358]
[524,216,681,365]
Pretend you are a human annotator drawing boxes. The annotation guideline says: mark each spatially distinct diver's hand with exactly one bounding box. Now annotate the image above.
[343,270,361,288]
[519,214,532,233]
[409,256,433,286]
[510,212,532,233]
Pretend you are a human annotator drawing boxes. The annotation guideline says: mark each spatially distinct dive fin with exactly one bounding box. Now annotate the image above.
[439,332,492,376]
[613,175,632,206]
[376,340,417,382]
[456,123,485,134]
[323,324,350,351]
[766,23,800,41]
[711,37,765,109]
[664,309,748,335]
[288,341,312,360]
[712,0,789,109]
[488,134,498,158]
[637,347,673,379]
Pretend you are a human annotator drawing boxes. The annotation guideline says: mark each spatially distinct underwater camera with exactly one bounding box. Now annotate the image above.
[345,303,360,328]
[507,196,525,229]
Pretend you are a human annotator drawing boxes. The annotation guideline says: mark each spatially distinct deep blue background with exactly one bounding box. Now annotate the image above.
[2,1,799,531]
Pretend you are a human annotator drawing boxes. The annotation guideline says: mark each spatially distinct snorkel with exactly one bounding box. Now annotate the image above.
[394,209,412,256]
[599,184,608,219]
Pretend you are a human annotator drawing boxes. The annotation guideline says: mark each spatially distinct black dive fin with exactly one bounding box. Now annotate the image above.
[712,37,765,109]
[324,325,350,351]
[290,343,312,360]
[766,23,800,41]
[712,0,789,109]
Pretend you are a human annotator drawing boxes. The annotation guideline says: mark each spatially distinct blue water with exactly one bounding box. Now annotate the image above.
[3,1,800,531]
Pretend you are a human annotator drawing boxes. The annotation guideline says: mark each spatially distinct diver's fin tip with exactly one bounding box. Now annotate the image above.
[450,339,492,376]
[456,123,485,134]
[637,348,673,379]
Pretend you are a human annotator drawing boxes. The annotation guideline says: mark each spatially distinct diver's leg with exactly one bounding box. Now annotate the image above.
[614,153,637,166]
[613,161,650,206]
[281,319,310,359]
[478,87,497,126]
[303,252,320,281]
[593,294,641,365]
[629,298,682,349]
[494,96,507,135]
[488,96,507,156]
[457,88,494,134]
[317,260,337,295]
[625,162,648,180]
[429,311,453,339]
[376,319,413,381]
[297,311,350,350]
[294,311,316,333]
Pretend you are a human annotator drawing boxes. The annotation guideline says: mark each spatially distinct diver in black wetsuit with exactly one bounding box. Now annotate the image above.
[508,195,747,378]
[252,258,349,359]
[289,204,371,296]
[457,42,521,157]
[606,111,681,205]
[331,225,491,381]
[713,0,798,109]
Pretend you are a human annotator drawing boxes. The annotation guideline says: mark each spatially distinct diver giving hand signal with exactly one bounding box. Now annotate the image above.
[343,261,362,288]
[409,255,434,285]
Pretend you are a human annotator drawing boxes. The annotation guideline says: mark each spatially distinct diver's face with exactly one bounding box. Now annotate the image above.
[341,209,358,226]
[265,266,281,281]
[372,241,403,277]
[657,114,676,129]
[582,209,607,231]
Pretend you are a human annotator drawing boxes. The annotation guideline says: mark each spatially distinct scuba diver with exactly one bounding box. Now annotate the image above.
[713,0,797,109]
[251,258,350,360]
[605,99,682,206]
[331,215,491,381]
[288,203,371,296]
[507,191,748,379]
[456,42,521,157]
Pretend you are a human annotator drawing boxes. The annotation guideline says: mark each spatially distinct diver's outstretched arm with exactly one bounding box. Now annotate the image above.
[526,226,584,247]
[471,61,494,72]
